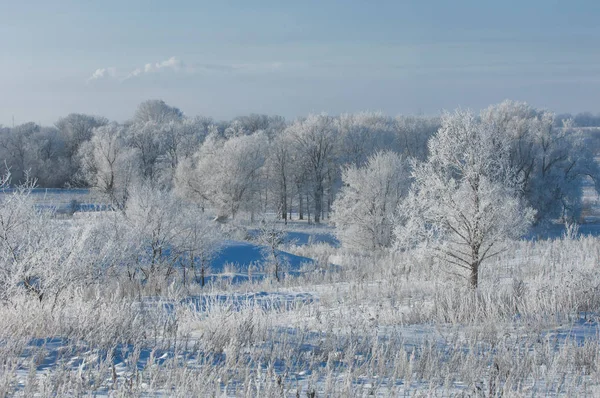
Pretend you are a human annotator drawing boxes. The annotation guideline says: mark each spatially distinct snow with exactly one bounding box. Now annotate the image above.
[4,186,600,395]
[206,240,314,282]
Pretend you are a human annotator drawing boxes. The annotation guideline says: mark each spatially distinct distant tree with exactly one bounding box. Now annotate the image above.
[31,126,70,187]
[573,111,600,128]
[266,134,292,222]
[161,117,211,170]
[133,99,184,124]
[332,151,410,251]
[395,110,535,288]
[288,115,337,223]
[0,122,39,184]
[178,131,268,219]
[481,100,600,223]
[336,112,395,167]
[126,122,163,184]
[55,113,108,158]
[393,115,440,161]
[232,114,287,139]
[78,123,140,208]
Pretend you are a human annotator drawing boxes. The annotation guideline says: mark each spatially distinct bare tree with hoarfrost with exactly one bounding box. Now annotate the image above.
[55,113,108,169]
[161,117,210,171]
[266,134,293,222]
[78,123,140,208]
[176,131,268,219]
[336,112,397,167]
[332,151,410,251]
[481,100,600,223]
[288,114,337,223]
[256,220,287,282]
[126,121,163,184]
[177,206,222,287]
[122,185,188,288]
[0,122,39,184]
[394,110,535,288]
[393,115,440,161]
[133,99,184,124]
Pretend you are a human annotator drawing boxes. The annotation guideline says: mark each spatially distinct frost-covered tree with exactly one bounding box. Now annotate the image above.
[161,117,210,171]
[481,100,600,223]
[78,123,140,208]
[177,131,268,219]
[266,134,293,222]
[126,121,163,185]
[55,113,108,160]
[121,185,221,289]
[232,114,286,138]
[32,126,71,187]
[256,220,287,282]
[393,115,440,161]
[332,151,409,251]
[0,122,39,184]
[122,185,188,287]
[336,112,395,167]
[133,99,184,124]
[288,114,337,223]
[176,205,222,287]
[394,110,535,288]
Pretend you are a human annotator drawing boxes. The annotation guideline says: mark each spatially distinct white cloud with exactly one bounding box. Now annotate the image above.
[87,57,284,83]
[125,56,182,80]
[86,67,117,82]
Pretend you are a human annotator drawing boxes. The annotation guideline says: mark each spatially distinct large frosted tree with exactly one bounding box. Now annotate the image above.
[394,110,535,288]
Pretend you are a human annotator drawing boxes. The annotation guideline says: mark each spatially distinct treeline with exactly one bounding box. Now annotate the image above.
[555,111,600,128]
[1,99,598,227]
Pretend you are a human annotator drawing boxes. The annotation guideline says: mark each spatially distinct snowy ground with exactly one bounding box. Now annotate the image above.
[2,192,600,396]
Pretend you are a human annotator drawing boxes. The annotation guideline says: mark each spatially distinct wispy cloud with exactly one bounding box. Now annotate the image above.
[87,57,182,83]
[86,67,117,83]
[87,57,284,83]
[124,56,182,80]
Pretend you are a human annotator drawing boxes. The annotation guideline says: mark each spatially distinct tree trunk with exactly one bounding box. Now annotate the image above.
[306,193,311,224]
[200,263,205,288]
[298,191,304,220]
[314,186,322,224]
[280,183,287,222]
[469,262,479,288]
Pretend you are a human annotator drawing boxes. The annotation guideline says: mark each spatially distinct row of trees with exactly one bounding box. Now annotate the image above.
[2,100,597,230]
[1,100,441,223]
[59,101,439,223]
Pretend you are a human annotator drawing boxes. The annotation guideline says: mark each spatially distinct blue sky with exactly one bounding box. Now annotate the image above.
[2,0,600,125]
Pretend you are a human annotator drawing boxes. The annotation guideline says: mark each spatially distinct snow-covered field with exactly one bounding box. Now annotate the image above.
[1,201,600,397]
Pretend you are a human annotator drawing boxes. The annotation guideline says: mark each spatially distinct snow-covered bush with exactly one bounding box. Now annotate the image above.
[331,151,409,251]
